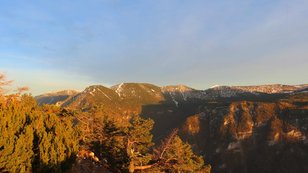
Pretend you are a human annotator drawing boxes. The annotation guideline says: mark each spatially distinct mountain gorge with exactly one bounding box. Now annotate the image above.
[35,83,308,173]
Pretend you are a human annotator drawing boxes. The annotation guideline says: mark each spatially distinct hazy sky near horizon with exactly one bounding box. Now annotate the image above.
[0,0,308,95]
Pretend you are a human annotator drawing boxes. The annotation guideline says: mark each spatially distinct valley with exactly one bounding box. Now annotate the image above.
[36,83,308,173]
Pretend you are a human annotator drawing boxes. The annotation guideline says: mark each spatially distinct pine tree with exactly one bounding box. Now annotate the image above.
[101,117,128,171]
[97,115,154,172]
[126,115,154,172]
[151,129,210,173]
[158,135,208,172]
[0,94,79,173]
[0,95,35,173]
[95,116,210,173]
[32,105,79,172]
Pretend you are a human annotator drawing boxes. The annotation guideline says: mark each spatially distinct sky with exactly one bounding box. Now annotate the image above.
[0,0,308,95]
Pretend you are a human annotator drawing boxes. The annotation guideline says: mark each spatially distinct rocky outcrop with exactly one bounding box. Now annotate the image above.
[180,96,308,173]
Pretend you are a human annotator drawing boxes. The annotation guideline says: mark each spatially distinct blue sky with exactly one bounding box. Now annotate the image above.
[0,0,307,95]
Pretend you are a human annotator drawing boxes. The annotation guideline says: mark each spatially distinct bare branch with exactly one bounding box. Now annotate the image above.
[153,128,179,160]
[16,86,30,94]
[0,73,13,94]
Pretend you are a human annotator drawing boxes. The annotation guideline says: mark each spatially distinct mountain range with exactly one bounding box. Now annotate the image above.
[36,83,308,107]
[35,83,308,173]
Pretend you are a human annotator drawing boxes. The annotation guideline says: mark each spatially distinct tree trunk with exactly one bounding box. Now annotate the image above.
[134,164,153,170]
[129,161,154,173]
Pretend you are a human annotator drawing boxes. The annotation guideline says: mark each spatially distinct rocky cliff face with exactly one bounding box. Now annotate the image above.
[180,94,308,173]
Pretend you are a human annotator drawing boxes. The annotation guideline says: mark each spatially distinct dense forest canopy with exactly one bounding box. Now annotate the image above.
[0,73,210,173]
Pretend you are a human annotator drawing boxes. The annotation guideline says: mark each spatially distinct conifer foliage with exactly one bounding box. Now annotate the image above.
[0,95,79,173]
[0,74,79,173]
[87,114,210,173]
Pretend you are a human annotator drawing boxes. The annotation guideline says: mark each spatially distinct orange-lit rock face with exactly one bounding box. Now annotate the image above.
[180,96,308,173]
[183,115,201,135]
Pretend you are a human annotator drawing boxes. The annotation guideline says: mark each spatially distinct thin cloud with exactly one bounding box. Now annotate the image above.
[0,0,307,94]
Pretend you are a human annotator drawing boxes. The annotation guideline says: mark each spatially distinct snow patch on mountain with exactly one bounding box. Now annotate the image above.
[170,94,179,107]
[210,85,220,88]
[115,83,124,97]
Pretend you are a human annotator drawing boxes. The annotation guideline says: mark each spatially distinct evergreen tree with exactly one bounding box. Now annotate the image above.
[101,117,128,171]
[158,135,208,172]
[0,94,79,173]
[152,129,210,173]
[126,115,154,172]
[33,105,79,172]
[97,115,154,172]
[0,95,35,173]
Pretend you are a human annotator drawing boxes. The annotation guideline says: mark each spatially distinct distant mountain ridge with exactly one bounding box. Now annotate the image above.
[209,84,308,94]
[35,90,78,106]
[35,83,308,107]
